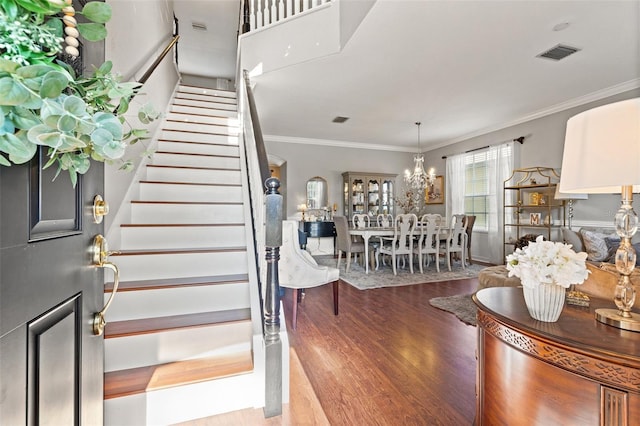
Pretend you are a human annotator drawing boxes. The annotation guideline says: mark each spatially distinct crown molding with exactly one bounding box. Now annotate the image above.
[263,134,417,152]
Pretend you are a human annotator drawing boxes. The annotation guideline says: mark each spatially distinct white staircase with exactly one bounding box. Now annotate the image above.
[104,84,262,425]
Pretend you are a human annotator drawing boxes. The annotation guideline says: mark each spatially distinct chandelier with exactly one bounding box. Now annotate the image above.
[404,122,435,191]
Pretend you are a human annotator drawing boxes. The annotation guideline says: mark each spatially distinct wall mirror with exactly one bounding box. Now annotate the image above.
[306,176,328,209]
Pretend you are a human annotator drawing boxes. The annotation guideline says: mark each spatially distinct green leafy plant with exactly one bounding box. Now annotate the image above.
[0,0,158,185]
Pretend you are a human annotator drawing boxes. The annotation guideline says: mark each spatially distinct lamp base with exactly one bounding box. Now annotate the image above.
[595,308,640,332]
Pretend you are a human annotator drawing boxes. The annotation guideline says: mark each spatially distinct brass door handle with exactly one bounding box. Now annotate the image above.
[91,234,120,336]
[92,195,110,224]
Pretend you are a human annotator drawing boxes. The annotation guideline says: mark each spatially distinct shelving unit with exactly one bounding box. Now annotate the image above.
[342,172,396,220]
[503,167,565,262]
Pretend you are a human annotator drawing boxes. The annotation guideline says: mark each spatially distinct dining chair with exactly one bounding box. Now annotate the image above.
[352,214,370,229]
[463,215,476,265]
[441,214,467,271]
[334,216,366,272]
[377,214,393,228]
[417,214,442,273]
[279,220,340,330]
[378,213,417,275]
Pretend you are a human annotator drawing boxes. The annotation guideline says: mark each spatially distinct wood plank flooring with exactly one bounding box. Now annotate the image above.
[186,276,479,425]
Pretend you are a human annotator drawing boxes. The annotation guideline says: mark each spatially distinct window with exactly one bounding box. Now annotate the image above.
[463,145,512,231]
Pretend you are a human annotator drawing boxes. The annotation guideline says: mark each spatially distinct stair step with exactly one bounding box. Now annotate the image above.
[130,200,243,223]
[157,139,239,156]
[105,308,251,338]
[173,97,237,111]
[105,274,249,292]
[139,180,243,202]
[151,151,240,169]
[104,350,253,399]
[160,130,238,145]
[111,248,248,281]
[163,119,239,136]
[166,111,238,127]
[120,224,246,249]
[174,92,237,106]
[170,104,237,118]
[146,164,241,183]
[105,278,250,321]
[177,85,237,100]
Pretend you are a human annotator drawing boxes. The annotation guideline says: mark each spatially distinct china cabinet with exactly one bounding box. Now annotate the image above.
[342,172,396,220]
[503,167,565,261]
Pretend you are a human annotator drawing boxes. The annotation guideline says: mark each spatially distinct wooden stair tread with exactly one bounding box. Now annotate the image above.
[161,129,237,137]
[146,164,240,172]
[168,111,236,120]
[174,94,237,103]
[153,151,239,158]
[105,274,249,292]
[112,247,246,256]
[105,308,251,338]
[172,101,236,111]
[157,138,238,146]
[177,84,236,95]
[104,350,253,399]
[131,200,242,205]
[139,180,241,187]
[165,119,236,127]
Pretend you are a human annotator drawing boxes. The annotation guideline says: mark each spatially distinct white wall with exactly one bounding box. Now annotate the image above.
[104,0,180,236]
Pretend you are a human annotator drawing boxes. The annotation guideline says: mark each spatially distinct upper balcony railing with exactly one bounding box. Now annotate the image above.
[244,0,331,31]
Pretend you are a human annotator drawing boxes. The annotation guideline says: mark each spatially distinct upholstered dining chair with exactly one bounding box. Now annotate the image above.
[417,214,442,273]
[441,214,467,271]
[279,220,340,330]
[378,213,417,275]
[334,215,366,272]
[463,215,476,265]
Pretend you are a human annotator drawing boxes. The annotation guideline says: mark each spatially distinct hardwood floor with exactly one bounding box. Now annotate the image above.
[183,276,479,425]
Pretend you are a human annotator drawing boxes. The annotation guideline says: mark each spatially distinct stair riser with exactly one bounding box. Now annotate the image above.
[175,92,237,105]
[170,104,237,118]
[104,372,257,426]
[139,183,242,202]
[166,112,237,127]
[120,226,246,249]
[105,322,252,371]
[158,140,239,156]
[145,166,241,184]
[172,98,236,111]
[163,121,238,136]
[151,153,240,169]
[130,203,244,224]
[113,251,248,281]
[105,282,250,322]
[177,86,237,100]
[160,130,238,146]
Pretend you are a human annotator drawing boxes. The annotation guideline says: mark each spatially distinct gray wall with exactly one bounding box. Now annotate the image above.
[266,88,640,263]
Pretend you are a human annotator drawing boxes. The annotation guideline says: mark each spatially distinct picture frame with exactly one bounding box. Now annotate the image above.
[425,175,445,204]
[530,212,541,225]
[529,192,539,206]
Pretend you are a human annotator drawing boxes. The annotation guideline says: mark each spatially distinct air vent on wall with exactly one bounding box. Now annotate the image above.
[332,116,349,123]
[192,21,207,31]
[536,44,580,61]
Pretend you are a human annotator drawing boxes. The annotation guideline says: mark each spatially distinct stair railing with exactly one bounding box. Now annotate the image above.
[242,0,332,31]
[239,69,283,417]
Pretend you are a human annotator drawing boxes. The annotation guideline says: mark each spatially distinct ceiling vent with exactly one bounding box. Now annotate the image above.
[332,116,349,123]
[536,44,580,61]
[192,21,207,31]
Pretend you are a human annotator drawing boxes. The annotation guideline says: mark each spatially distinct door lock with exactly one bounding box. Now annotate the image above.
[91,234,120,336]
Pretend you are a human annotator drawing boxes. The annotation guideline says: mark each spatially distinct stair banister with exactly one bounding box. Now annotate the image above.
[137,34,180,84]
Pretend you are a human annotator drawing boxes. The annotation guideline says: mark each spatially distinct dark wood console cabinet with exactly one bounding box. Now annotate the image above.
[473,287,640,426]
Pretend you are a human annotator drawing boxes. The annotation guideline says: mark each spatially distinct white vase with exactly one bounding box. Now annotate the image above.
[522,283,566,322]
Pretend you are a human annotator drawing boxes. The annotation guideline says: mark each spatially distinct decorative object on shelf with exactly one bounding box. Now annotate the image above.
[506,236,589,322]
[404,122,435,194]
[0,0,158,185]
[529,212,541,225]
[425,175,444,205]
[554,187,588,229]
[529,192,540,205]
[560,97,640,332]
[543,215,551,226]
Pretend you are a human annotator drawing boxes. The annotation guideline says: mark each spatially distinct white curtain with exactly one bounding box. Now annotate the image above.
[486,143,515,264]
[445,154,466,225]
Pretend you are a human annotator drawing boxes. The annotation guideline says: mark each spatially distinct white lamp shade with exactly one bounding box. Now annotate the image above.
[554,186,588,200]
[559,98,640,194]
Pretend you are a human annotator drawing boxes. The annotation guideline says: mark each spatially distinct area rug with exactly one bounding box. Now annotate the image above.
[429,293,477,326]
[314,255,485,290]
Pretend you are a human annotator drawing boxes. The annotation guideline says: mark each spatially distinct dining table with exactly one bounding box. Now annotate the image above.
[348,226,453,274]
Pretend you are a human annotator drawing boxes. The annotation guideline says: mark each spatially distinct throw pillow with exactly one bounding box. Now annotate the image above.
[562,228,584,252]
[580,229,610,261]
[604,236,640,266]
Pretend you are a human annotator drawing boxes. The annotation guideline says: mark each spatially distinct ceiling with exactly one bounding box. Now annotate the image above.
[174,0,640,152]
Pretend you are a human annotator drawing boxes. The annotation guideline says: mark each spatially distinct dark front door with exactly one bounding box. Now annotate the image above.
[1,150,105,424]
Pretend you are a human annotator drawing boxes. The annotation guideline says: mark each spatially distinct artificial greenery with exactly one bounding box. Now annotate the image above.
[0,0,158,185]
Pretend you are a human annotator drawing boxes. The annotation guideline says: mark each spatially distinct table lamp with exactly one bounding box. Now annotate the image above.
[298,204,307,221]
[559,97,640,331]
[554,187,588,229]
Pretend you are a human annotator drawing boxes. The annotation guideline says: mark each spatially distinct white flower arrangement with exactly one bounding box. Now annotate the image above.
[506,236,590,289]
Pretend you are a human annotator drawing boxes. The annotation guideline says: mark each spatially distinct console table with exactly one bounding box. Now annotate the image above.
[300,221,335,254]
[473,287,640,425]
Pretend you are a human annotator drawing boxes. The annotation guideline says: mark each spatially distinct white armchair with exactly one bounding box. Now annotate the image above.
[278,220,340,329]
